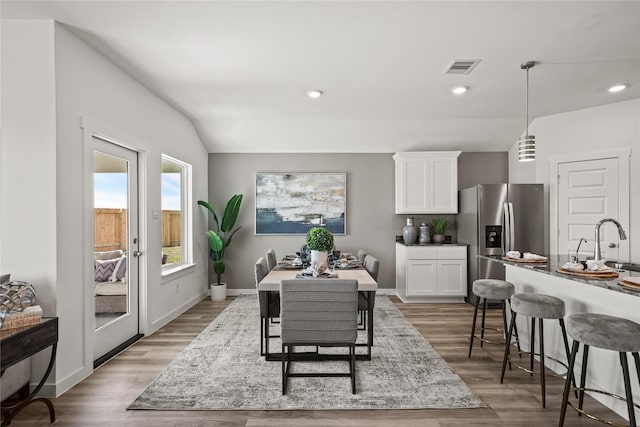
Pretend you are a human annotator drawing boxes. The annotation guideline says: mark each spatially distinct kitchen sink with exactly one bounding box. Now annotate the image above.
[604,261,640,272]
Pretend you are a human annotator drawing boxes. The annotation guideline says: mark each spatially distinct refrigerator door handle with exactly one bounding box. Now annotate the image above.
[503,202,510,253]
[508,202,515,252]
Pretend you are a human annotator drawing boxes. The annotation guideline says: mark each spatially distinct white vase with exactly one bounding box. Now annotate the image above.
[211,283,227,301]
[310,250,328,268]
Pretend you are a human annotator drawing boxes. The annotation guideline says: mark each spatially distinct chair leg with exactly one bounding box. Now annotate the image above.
[539,318,546,408]
[620,352,637,427]
[468,297,480,358]
[509,304,522,357]
[633,352,640,385]
[281,344,286,395]
[559,318,578,397]
[501,312,517,383]
[578,345,589,412]
[351,345,356,394]
[260,317,265,356]
[530,317,536,376]
[559,340,580,427]
[480,298,488,348]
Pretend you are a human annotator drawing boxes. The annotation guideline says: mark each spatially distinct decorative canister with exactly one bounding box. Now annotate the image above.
[419,223,430,244]
[402,217,417,245]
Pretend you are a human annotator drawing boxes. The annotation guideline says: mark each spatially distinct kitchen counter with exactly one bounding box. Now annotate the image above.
[396,242,468,247]
[481,254,640,297]
[480,253,639,420]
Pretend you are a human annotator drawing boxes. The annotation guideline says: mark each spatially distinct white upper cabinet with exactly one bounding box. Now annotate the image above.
[393,151,461,214]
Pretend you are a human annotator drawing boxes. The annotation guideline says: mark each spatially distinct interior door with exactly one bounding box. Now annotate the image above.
[557,158,619,260]
[92,137,140,362]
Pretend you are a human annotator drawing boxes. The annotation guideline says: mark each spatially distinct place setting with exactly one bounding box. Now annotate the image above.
[503,250,548,263]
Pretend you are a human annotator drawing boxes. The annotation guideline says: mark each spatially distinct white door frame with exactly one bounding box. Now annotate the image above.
[81,116,149,375]
[549,147,631,260]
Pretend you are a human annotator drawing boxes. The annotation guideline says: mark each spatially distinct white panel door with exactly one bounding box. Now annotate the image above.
[558,158,619,260]
[406,260,437,296]
[437,260,467,296]
[430,157,458,213]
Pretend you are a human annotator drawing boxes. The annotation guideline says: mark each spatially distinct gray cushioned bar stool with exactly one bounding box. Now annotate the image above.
[500,292,573,408]
[468,279,520,358]
[559,313,640,427]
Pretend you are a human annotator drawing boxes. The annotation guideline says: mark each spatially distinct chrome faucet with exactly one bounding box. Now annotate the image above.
[593,218,627,261]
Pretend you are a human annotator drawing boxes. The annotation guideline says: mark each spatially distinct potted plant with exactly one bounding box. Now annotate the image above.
[305,227,334,267]
[197,194,243,301]
[431,218,447,243]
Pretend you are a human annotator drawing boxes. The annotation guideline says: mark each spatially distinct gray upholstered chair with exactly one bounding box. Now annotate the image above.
[358,255,379,330]
[357,249,368,264]
[266,249,277,271]
[279,279,358,394]
[255,257,280,356]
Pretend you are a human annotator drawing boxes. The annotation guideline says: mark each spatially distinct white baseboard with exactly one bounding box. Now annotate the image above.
[149,290,209,334]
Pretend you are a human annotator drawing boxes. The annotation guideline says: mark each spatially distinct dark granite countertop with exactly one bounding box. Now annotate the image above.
[396,242,469,247]
[480,254,640,297]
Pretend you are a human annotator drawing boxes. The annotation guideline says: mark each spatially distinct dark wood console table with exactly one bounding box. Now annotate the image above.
[1,317,58,426]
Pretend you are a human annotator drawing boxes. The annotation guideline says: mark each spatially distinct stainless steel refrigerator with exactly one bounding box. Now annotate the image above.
[457,184,546,304]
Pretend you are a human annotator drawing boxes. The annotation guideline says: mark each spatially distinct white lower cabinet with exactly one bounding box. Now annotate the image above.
[396,243,467,303]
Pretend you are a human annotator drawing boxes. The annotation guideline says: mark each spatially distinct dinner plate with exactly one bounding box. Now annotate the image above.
[337,263,359,269]
[278,263,303,269]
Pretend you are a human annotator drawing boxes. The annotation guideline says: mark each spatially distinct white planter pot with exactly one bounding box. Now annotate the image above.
[310,250,328,268]
[211,283,227,301]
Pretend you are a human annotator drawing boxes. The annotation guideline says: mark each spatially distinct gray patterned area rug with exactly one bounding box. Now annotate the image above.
[128,295,483,410]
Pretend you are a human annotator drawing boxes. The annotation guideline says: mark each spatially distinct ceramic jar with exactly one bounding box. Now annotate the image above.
[402,217,417,245]
[419,223,430,244]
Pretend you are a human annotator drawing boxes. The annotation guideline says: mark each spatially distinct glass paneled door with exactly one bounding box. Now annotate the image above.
[92,137,140,363]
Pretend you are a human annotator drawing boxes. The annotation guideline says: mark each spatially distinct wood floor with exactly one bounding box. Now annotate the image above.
[6,296,629,426]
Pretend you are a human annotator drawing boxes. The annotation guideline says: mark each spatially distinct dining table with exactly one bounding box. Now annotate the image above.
[257,262,378,361]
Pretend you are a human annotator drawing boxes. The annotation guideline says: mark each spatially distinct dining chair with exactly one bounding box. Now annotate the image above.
[357,249,368,264]
[358,254,379,331]
[255,257,280,356]
[279,279,359,394]
[266,249,277,271]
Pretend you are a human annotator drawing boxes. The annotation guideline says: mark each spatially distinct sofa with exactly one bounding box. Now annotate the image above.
[94,250,128,313]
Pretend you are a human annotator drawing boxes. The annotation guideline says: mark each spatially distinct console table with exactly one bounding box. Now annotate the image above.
[1,317,58,426]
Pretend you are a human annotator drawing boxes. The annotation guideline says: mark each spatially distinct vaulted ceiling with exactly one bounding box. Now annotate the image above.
[3,1,640,153]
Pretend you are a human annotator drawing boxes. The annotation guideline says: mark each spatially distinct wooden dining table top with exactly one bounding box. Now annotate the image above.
[258,267,378,292]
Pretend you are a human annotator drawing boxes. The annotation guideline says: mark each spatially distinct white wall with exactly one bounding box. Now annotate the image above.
[1,20,209,396]
[509,99,640,261]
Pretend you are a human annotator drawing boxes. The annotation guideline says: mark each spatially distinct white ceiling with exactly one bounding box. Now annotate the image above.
[3,1,640,153]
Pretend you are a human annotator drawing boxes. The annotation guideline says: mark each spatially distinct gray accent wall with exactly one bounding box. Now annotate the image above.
[207,152,508,291]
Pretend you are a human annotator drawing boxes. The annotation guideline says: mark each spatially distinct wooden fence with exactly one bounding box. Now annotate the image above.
[94,208,181,251]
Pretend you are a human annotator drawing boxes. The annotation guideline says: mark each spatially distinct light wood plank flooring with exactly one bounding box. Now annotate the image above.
[5,296,629,426]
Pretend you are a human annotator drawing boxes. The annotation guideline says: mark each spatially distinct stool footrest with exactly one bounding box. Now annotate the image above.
[508,351,570,378]
[567,386,640,427]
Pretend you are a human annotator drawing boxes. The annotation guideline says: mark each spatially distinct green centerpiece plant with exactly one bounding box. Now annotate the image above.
[305,227,334,267]
[197,194,243,300]
[431,218,448,243]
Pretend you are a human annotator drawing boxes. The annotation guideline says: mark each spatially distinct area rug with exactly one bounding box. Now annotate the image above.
[128,295,483,410]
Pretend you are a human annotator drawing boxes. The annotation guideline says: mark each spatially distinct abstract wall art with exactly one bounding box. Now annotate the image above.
[255,173,346,234]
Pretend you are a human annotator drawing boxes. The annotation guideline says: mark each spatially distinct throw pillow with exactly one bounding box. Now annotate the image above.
[110,255,127,282]
[95,258,118,282]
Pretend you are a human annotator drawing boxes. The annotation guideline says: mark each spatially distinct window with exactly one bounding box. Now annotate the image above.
[161,154,193,272]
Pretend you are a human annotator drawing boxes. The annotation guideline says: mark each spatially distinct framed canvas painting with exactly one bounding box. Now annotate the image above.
[255,173,346,235]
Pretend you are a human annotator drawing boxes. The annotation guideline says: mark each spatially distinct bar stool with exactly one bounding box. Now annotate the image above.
[500,292,573,408]
[468,279,520,358]
[559,313,640,427]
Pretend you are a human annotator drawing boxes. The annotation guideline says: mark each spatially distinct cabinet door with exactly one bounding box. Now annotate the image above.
[437,260,467,296]
[406,259,437,296]
[429,157,458,213]
[397,158,429,213]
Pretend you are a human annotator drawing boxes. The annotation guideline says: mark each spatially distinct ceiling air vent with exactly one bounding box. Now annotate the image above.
[443,59,481,75]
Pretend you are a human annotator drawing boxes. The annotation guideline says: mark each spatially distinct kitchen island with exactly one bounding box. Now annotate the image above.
[482,254,639,420]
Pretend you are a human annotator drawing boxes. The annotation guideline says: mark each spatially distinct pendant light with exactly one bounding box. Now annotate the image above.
[518,61,536,162]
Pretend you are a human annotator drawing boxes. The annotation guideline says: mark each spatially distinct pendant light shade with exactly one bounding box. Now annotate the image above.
[518,61,536,162]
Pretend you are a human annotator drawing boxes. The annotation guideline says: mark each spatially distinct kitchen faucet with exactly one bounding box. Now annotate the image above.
[593,218,627,261]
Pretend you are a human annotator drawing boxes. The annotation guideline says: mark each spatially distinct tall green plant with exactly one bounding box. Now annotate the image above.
[197,194,243,285]
[431,218,448,235]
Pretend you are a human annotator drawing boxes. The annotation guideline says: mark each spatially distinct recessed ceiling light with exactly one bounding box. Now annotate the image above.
[450,86,468,95]
[306,89,324,99]
[608,84,627,93]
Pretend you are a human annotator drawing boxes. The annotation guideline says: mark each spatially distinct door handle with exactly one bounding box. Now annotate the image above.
[133,250,143,257]
[608,243,617,248]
